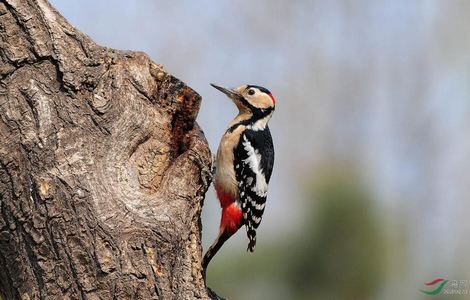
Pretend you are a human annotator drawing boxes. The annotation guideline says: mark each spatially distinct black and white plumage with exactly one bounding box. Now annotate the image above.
[202,83,276,278]
[235,127,274,251]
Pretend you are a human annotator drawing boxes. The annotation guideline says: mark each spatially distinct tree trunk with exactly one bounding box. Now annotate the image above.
[0,0,217,299]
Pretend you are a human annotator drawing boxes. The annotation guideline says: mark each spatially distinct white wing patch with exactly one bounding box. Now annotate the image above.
[242,136,268,197]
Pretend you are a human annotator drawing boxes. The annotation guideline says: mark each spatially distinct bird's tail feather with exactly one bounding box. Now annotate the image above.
[247,238,256,252]
[246,223,257,252]
[202,230,231,280]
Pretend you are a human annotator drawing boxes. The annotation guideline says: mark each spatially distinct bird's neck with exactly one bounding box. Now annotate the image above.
[228,111,272,132]
[247,112,272,131]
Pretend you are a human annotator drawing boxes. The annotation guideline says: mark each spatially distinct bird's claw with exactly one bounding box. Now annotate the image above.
[211,153,217,176]
[189,152,213,188]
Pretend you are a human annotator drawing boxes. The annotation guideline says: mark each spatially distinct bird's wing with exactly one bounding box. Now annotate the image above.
[234,128,274,252]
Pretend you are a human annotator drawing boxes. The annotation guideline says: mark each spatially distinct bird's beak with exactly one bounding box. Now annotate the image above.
[210,83,241,101]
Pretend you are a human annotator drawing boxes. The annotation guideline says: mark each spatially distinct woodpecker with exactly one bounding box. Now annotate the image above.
[202,83,275,275]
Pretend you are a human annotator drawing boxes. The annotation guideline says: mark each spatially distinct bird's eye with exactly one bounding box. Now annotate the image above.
[248,89,255,96]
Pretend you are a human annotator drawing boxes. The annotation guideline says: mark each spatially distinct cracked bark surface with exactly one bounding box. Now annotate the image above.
[0,0,217,299]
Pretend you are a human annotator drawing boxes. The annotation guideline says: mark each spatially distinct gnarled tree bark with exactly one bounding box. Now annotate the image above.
[0,0,217,299]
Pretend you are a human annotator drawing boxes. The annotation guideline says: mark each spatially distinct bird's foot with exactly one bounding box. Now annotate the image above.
[189,152,213,188]
[211,153,217,176]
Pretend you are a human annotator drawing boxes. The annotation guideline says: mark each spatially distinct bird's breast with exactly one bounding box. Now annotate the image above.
[214,125,245,202]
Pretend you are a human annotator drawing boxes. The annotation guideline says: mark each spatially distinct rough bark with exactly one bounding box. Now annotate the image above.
[0,0,216,299]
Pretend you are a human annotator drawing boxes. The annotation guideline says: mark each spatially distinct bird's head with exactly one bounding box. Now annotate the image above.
[211,84,276,118]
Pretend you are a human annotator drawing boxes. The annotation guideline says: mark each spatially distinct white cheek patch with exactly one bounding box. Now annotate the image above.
[248,93,273,109]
